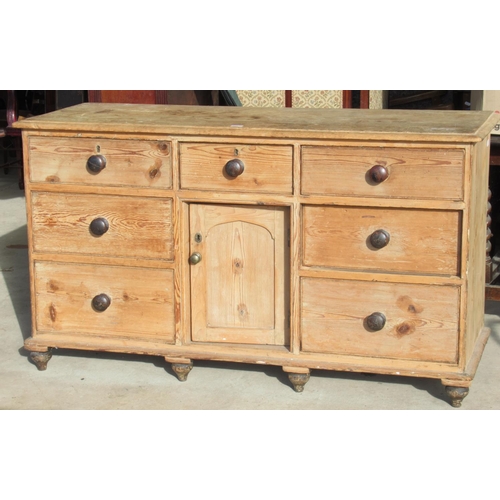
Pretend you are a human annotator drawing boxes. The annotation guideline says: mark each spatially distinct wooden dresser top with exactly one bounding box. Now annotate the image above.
[14,103,499,143]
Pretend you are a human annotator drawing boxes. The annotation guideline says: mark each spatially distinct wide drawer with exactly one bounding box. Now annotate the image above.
[29,136,172,188]
[34,262,175,342]
[31,192,173,261]
[300,278,459,363]
[302,205,461,276]
[301,146,464,200]
[179,143,293,194]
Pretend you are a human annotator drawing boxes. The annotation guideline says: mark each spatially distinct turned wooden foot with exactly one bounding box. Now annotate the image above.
[283,367,311,392]
[445,386,469,407]
[171,362,193,382]
[288,373,310,392]
[29,350,52,371]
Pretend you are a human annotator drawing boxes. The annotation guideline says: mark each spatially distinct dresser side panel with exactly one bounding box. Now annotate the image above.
[465,138,490,363]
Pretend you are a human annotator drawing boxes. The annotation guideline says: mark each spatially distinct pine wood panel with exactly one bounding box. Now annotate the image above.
[465,138,490,362]
[301,146,464,199]
[31,192,173,260]
[302,205,461,275]
[190,204,289,345]
[14,103,499,143]
[34,262,175,341]
[179,143,292,194]
[300,278,460,362]
[29,136,172,188]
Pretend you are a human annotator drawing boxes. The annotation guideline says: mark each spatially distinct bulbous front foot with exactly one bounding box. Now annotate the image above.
[445,386,469,407]
[171,362,193,382]
[29,350,53,371]
[283,367,311,392]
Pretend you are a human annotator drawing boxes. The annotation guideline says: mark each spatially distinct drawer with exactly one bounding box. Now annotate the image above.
[303,205,461,276]
[301,146,464,200]
[34,262,175,342]
[29,136,172,188]
[31,192,173,261]
[179,143,293,194]
[300,278,459,363]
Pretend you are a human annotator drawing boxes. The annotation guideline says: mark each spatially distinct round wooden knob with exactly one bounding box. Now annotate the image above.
[92,293,111,312]
[368,165,389,184]
[370,229,390,249]
[89,217,109,236]
[189,252,202,265]
[366,312,386,331]
[87,154,107,174]
[224,159,245,178]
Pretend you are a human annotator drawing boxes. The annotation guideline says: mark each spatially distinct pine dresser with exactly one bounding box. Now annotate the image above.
[14,103,499,407]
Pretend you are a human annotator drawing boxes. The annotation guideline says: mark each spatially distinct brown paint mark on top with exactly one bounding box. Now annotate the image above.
[49,304,57,322]
[233,258,244,274]
[395,322,416,337]
[396,295,424,314]
[237,303,248,319]
[48,280,61,292]
[148,159,162,180]
[46,175,60,183]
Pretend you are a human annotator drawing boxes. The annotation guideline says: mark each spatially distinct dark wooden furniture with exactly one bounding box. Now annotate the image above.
[1,90,24,189]
[88,90,220,106]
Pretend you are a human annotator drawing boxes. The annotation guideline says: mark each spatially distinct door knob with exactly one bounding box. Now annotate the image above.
[224,159,245,178]
[87,154,107,174]
[189,252,202,265]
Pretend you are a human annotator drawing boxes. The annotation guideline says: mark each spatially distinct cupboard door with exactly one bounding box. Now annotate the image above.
[189,204,289,345]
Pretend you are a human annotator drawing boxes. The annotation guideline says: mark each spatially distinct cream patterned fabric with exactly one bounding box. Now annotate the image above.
[236,91,385,109]
[292,90,343,108]
[236,90,285,108]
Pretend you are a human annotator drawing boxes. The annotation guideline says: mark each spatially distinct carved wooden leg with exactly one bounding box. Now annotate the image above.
[486,188,493,283]
[29,349,52,371]
[283,367,310,392]
[444,386,470,407]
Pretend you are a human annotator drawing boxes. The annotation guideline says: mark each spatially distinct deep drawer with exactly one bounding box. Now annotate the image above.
[179,143,293,194]
[29,136,172,188]
[31,192,173,261]
[34,262,175,342]
[301,146,464,200]
[302,205,461,276]
[300,278,459,363]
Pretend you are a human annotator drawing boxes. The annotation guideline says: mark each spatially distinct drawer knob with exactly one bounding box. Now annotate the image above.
[224,159,245,178]
[368,165,389,183]
[89,217,109,236]
[189,252,202,265]
[87,154,107,174]
[366,312,386,331]
[92,293,111,312]
[370,229,390,249]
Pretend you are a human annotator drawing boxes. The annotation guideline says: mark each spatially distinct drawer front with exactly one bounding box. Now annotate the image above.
[34,262,175,342]
[303,205,461,276]
[29,136,172,188]
[301,146,464,200]
[301,278,459,363]
[31,192,173,261]
[179,143,293,193]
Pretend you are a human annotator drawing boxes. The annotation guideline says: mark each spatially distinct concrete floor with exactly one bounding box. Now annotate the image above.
[1,168,500,410]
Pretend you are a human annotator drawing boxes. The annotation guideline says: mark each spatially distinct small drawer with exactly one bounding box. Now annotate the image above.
[29,136,172,188]
[31,192,173,261]
[300,278,459,363]
[34,262,175,342]
[301,146,464,200]
[179,143,293,194]
[303,205,461,276]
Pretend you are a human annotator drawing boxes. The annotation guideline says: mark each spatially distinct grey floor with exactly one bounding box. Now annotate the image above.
[1,168,500,410]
